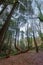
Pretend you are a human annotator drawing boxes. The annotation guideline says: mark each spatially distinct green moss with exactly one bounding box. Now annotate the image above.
[0,52,6,58]
[39,14,43,22]
[10,49,19,55]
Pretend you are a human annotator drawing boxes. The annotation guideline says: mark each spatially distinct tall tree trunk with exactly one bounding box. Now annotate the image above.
[33,31,39,53]
[14,33,22,51]
[0,30,9,51]
[5,33,11,58]
[0,1,19,49]
[27,36,30,49]
[27,23,30,49]
[14,21,21,51]
[39,22,43,43]
[6,32,12,58]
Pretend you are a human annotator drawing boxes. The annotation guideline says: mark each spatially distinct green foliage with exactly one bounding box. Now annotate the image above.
[9,20,15,29]
[2,44,9,51]
[11,49,19,55]
[0,0,17,3]
[39,32,43,41]
[0,44,9,58]
[27,37,32,49]
[20,40,26,50]
[0,52,6,58]
[39,43,43,51]
[40,43,43,48]
[20,4,26,11]
[39,14,43,22]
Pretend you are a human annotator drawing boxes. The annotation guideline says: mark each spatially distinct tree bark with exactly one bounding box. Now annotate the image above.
[0,1,19,49]
[5,32,12,58]
[14,35,22,52]
[33,31,39,53]
[27,23,30,49]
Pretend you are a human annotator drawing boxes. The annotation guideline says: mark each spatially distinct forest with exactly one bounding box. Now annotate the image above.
[0,0,43,65]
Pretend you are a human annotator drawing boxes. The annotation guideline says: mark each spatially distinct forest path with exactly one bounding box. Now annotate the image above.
[0,51,43,65]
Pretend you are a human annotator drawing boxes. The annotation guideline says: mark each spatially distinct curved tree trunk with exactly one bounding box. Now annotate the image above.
[0,1,19,50]
[14,35,22,52]
[33,31,39,53]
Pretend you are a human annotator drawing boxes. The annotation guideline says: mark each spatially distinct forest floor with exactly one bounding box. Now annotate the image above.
[0,51,43,65]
